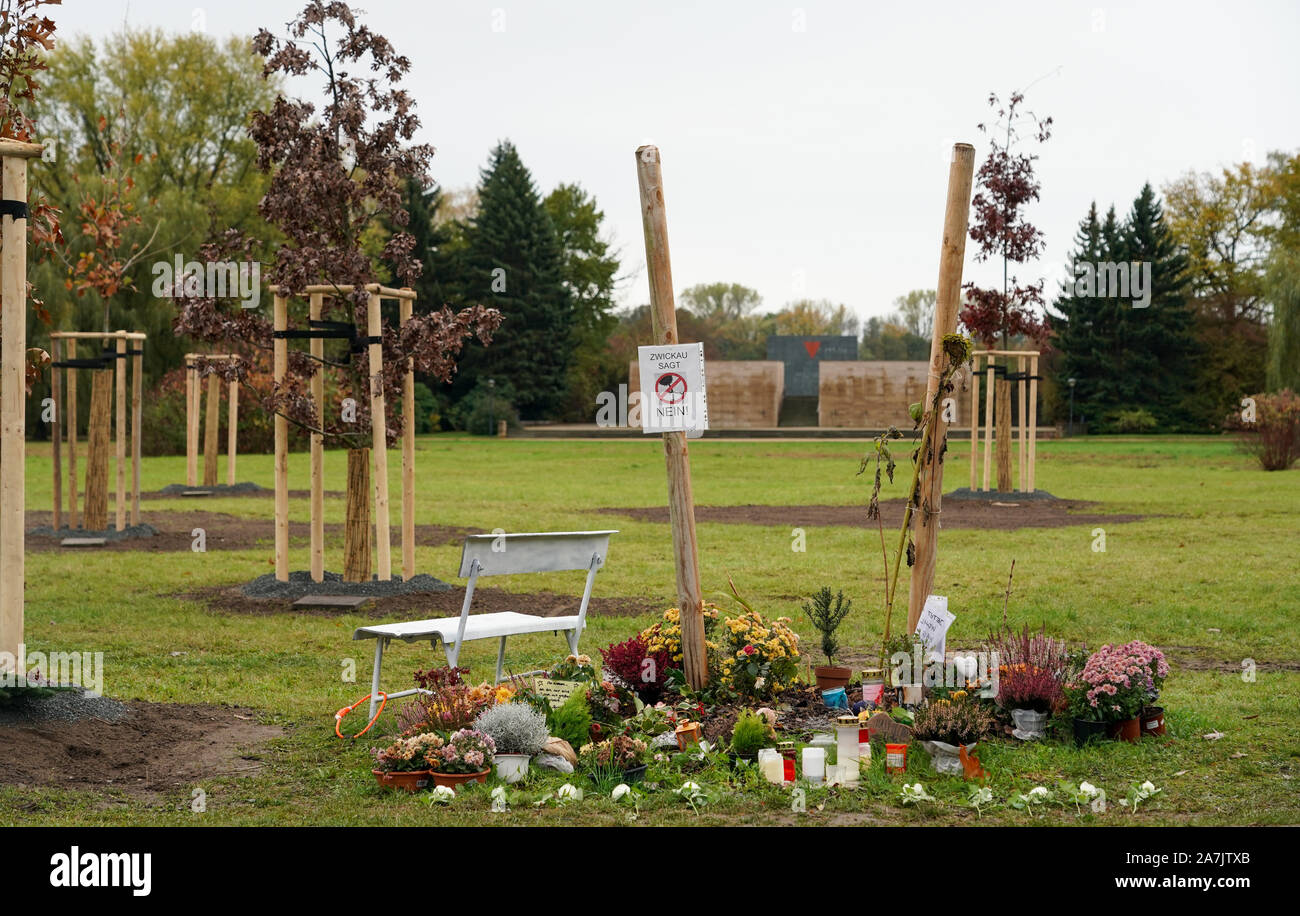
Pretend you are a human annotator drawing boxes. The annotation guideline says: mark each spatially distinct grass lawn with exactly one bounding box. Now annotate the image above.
[4,433,1299,826]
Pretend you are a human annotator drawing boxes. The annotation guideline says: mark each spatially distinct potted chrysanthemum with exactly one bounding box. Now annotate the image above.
[1075,643,1153,742]
[429,728,495,790]
[370,733,443,791]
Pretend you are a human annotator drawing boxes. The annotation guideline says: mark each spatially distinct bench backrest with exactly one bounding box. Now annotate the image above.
[458,530,616,578]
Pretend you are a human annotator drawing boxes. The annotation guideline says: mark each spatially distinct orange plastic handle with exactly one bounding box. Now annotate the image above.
[334,692,387,739]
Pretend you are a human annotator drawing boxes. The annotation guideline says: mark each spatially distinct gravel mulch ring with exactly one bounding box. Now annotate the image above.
[600,496,1146,531]
[0,698,282,800]
[25,522,157,543]
[23,510,480,554]
[187,580,661,620]
[0,689,129,726]
[240,570,452,599]
[146,482,270,498]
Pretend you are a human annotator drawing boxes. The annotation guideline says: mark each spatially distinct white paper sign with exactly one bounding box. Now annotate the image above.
[914,595,955,661]
[637,342,708,435]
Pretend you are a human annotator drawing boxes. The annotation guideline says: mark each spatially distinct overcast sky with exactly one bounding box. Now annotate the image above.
[71,0,1300,323]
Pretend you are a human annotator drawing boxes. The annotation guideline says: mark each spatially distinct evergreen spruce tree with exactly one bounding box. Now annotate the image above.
[453,141,574,419]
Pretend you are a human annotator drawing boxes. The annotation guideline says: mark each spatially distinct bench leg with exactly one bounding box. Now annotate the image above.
[565,627,581,656]
[495,636,507,684]
[443,638,459,669]
[368,639,386,721]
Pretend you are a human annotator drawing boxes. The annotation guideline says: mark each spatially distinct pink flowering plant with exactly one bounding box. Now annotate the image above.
[371,733,444,773]
[1068,641,1170,722]
[431,728,496,774]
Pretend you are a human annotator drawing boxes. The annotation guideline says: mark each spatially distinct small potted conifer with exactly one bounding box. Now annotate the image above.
[802,587,854,693]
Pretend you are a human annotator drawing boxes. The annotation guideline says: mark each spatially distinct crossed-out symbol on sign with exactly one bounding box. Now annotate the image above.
[654,371,688,404]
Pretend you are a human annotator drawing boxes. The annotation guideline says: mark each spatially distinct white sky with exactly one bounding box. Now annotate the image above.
[69,0,1300,322]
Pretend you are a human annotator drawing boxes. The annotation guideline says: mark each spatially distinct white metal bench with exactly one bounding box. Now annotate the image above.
[352,530,616,719]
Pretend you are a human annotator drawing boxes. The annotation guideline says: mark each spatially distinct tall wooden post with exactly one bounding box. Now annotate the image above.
[131,339,142,525]
[968,355,979,490]
[995,373,1012,492]
[66,339,79,528]
[368,290,392,581]
[51,337,62,531]
[981,356,995,491]
[907,142,975,633]
[400,293,415,581]
[203,370,220,487]
[114,332,127,530]
[273,293,289,582]
[226,377,237,487]
[309,292,324,583]
[0,147,34,672]
[185,361,198,487]
[1017,355,1027,492]
[1027,354,1039,492]
[636,145,707,688]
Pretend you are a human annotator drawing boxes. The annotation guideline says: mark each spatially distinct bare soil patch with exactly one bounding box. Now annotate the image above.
[0,701,282,801]
[24,510,480,553]
[600,497,1146,531]
[186,583,660,621]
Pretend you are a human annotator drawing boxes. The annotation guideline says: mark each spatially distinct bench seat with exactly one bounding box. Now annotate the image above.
[354,612,583,644]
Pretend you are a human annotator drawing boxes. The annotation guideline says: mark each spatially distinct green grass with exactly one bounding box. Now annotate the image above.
[5,433,1299,825]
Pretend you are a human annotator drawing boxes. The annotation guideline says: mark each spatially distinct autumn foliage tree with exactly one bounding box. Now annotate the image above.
[174,1,500,580]
[961,90,1052,490]
[0,0,62,393]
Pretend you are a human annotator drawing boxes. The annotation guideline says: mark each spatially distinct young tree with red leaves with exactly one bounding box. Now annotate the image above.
[175,1,500,581]
[0,0,63,393]
[960,90,1052,491]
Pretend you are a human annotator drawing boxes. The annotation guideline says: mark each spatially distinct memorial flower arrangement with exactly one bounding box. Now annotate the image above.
[716,609,800,699]
[396,666,501,735]
[430,728,495,774]
[991,624,1070,713]
[639,605,721,670]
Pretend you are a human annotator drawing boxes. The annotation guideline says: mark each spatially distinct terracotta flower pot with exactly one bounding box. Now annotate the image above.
[814,665,852,692]
[431,769,491,791]
[1107,716,1141,743]
[373,769,432,792]
[1141,705,1166,737]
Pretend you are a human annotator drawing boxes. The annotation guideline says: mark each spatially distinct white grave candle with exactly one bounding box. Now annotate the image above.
[802,747,826,785]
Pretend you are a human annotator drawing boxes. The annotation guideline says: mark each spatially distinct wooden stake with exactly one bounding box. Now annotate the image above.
[84,370,111,531]
[226,378,237,487]
[67,340,78,528]
[0,154,28,669]
[400,295,415,582]
[185,362,198,487]
[309,292,324,583]
[115,333,127,531]
[273,293,289,582]
[203,370,220,487]
[906,142,975,634]
[982,356,995,491]
[51,337,62,531]
[636,144,706,689]
[968,355,979,490]
[368,290,392,581]
[1017,355,1027,492]
[1028,354,1039,492]
[132,344,142,525]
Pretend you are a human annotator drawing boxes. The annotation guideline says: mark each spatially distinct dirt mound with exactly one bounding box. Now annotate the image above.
[0,700,282,800]
[190,583,660,620]
[600,497,1145,531]
[24,510,480,553]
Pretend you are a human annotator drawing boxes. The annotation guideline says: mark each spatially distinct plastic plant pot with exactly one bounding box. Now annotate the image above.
[623,764,648,784]
[1072,718,1107,747]
[821,687,849,709]
[494,753,530,784]
[1107,716,1141,743]
[1141,706,1166,737]
[1011,708,1049,740]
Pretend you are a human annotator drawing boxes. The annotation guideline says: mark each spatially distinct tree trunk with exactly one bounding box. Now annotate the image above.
[343,448,372,582]
[83,370,112,531]
[203,372,220,487]
[995,377,1013,492]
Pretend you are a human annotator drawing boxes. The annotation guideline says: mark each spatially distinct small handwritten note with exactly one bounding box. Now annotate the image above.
[914,595,955,660]
[533,678,584,709]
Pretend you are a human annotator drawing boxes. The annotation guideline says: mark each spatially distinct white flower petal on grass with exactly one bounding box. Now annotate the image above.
[1079,781,1098,798]
[612,783,631,801]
